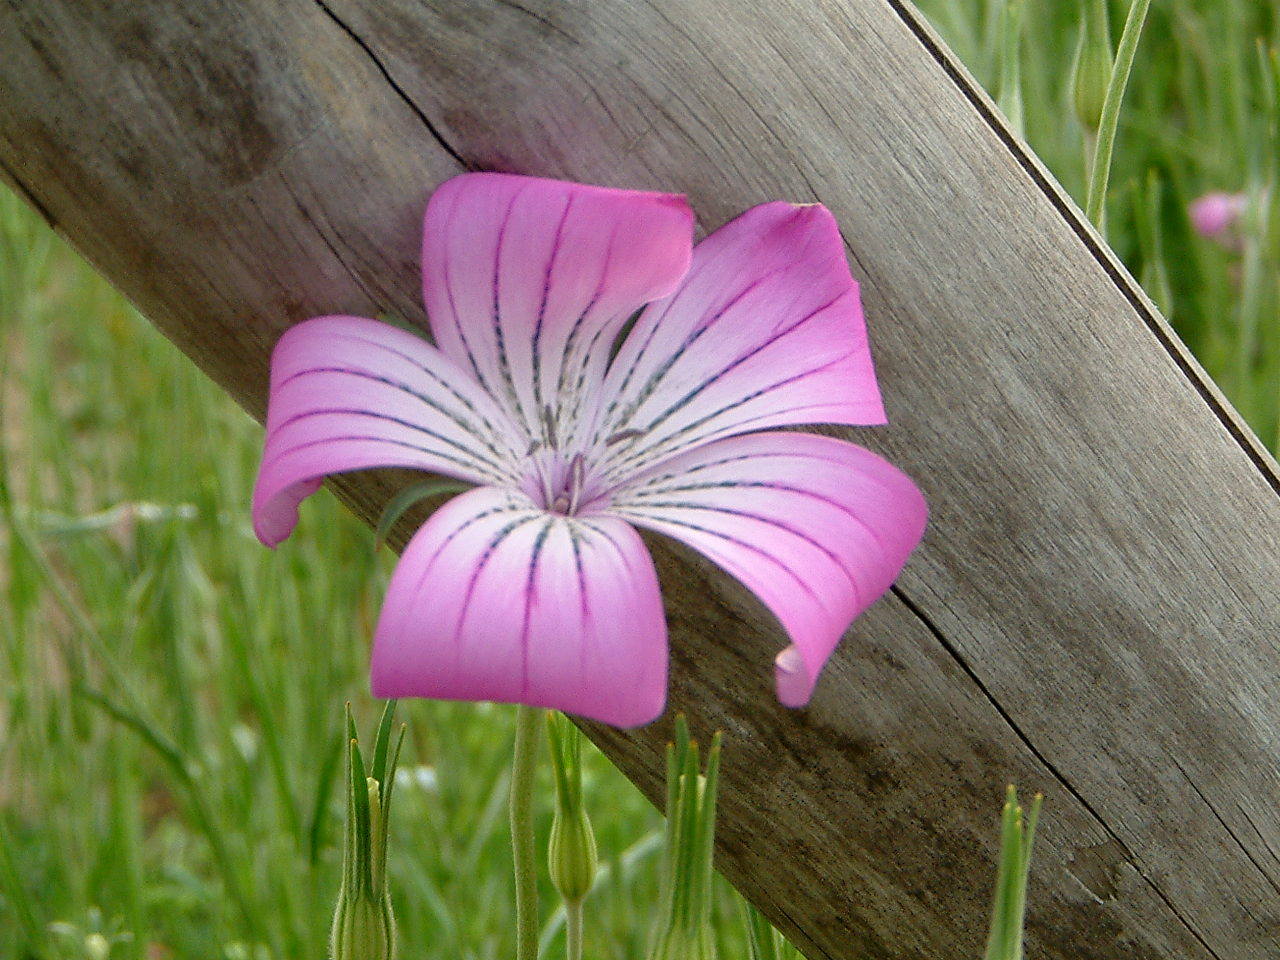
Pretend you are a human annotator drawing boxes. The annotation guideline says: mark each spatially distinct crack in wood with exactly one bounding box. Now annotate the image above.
[491,0,578,45]
[1238,805,1280,876]
[311,0,474,171]
[889,583,1225,960]
[279,172,382,309]
[1170,756,1280,901]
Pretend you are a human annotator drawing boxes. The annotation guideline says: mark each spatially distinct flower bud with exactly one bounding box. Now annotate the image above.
[331,702,406,960]
[1189,191,1246,240]
[331,888,394,960]
[983,785,1043,960]
[546,711,598,907]
[1071,0,1113,133]
[646,716,722,960]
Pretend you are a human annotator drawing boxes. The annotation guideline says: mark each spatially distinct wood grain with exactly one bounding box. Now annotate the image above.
[2,2,1279,957]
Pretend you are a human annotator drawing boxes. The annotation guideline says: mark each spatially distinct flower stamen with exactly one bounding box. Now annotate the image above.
[547,453,588,515]
[566,454,586,516]
[605,428,645,447]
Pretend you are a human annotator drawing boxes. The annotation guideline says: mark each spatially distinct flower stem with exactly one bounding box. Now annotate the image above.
[511,704,542,960]
[1084,0,1153,231]
[565,900,584,960]
[1082,129,1098,189]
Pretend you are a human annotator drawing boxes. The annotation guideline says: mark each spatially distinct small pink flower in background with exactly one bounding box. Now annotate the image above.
[253,173,926,727]
[1189,191,1246,240]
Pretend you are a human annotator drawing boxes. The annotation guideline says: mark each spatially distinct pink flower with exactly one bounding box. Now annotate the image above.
[253,174,926,727]
[1189,191,1246,239]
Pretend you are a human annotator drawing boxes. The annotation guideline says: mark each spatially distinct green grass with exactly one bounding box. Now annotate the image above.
[1,1,1277,958]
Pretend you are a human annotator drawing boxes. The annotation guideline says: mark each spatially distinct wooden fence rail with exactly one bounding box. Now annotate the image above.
[2,2,1279,958]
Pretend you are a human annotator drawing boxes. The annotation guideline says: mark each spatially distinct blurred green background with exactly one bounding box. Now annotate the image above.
[1,1,1276,958]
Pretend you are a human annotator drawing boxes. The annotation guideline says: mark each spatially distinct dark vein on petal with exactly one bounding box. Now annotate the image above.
[608,263,793,431]
[274,365,514,469]
[493,190,532,433]
[263,435,503,486]
[574,517,640,579]
[599,249,722,423]
[268,401,512,478]
[621,500,862,605]
[455,514,540,645]
[637,288,844,437]
[567,522,591,626]
[603,348,857,481]
[555,219,620,449]
[532,196,575,437]
[626,475,897,561]
[441,192,499,401]
[620,446,864,490]
[520,517,556,695]
[612,508,824,606]
[320,328,518,457]
[561,314,613,450]
[398,501,532,630]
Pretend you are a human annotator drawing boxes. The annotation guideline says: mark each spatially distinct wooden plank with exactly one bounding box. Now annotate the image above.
[2,2,1279,957]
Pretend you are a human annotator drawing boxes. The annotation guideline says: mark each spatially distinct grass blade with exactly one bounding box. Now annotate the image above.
[1085,0,1156,230]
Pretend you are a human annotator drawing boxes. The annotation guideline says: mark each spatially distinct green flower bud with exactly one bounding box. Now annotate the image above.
[646,716,722,960]
[1071,0,1113,133]
[546,711,598,907]
[331,886,394,960]
[983,785,1042,960]
[331,702,406,960]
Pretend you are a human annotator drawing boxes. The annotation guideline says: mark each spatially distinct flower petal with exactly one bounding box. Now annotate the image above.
[370,486,668,727]
[422,173,694,451]
[595,202,884,483]
[608,432,925,707]
[252,315,523,547]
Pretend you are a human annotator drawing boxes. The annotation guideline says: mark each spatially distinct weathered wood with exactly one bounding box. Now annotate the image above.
[2,2,1279,957]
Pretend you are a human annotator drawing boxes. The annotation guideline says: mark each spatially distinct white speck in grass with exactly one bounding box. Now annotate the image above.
[230,724,259,762]
[395,764,439,793]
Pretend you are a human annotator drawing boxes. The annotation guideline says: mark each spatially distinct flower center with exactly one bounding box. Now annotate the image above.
[531,451,593,516]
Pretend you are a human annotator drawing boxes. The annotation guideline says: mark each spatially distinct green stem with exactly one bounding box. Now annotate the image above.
[1237,219,1265,399]
[1085,0,1154,230]
[565,900,584,960]
[1082,129,1098,188]
[511,704,542,960]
